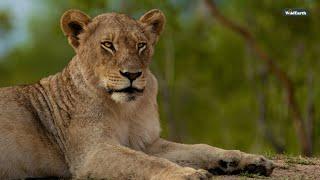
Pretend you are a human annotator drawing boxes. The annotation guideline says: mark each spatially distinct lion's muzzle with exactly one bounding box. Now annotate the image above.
[119,70,142,82]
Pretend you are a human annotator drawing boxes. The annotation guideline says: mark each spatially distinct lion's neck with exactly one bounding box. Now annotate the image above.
[37,55,98,115]
[21,56,106,159]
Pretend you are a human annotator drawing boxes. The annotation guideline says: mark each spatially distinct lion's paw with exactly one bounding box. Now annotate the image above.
[241,154,275,176]
[179,168,212,180]
[208,151,274,176]
[208,150,242,175]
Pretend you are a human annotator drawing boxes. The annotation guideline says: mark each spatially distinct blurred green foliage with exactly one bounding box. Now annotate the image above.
[0,10,12,35]
[0,0,319,155]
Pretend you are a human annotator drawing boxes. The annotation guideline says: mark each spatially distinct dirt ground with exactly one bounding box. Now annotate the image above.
[24,155,320,179]
[215,155,320,179]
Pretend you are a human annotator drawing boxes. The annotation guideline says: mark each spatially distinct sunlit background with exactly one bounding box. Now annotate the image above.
[0,0,319,156]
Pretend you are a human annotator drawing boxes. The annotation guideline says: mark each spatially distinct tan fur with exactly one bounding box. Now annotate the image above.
[0,9,274,179]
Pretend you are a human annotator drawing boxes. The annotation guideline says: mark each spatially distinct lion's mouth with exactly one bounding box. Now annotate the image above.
[108,87,144,94]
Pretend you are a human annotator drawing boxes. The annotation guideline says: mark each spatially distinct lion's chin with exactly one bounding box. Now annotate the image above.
[110,92,139,103]
[107,86,144,103]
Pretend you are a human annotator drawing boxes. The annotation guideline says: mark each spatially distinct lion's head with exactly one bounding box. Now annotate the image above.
[60,9,165,103]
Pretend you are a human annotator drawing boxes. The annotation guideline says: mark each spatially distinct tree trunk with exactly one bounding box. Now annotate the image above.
[256,67,285,153]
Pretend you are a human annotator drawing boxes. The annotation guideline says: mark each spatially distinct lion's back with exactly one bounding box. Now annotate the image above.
[0,86,37,134]
[0,86,70,179]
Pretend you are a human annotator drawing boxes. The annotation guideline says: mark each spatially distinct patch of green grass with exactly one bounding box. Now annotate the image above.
[239,172,268,179]
[285,156,316,165]
[262,150,277,160]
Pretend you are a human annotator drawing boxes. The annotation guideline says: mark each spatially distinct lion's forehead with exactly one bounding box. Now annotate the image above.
[90,15,146,43]
[93,13,144,32]
[99,29,146,42]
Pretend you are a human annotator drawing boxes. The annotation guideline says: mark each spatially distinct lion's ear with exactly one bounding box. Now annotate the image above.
[139,9,166,43]
[60,9,91,50]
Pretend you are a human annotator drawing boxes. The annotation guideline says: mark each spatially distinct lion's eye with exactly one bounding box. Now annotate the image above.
[101,41,116,54]
[137,42,147,54]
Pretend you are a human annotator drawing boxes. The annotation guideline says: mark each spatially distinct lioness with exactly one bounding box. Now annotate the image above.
[0,9,274,179]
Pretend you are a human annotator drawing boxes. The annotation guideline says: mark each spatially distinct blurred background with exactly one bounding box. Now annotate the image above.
[0,0,319,156]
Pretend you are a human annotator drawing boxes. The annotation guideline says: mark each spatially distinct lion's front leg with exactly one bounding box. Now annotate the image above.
[146,139,274,176]
[70,143,214,180]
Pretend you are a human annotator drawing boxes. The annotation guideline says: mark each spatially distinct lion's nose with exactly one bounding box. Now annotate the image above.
[120,71,142,81]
